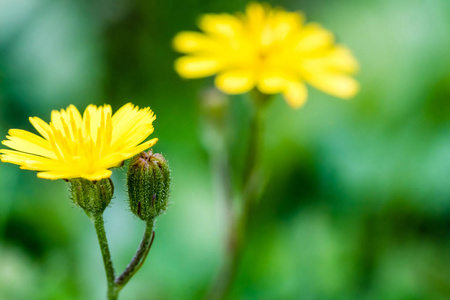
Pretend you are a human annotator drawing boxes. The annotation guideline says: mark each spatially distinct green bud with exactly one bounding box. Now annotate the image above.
[69,178,114,216]
[127,150,171,222]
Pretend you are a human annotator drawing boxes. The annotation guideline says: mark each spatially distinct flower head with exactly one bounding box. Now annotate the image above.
[173,2,359,108]
[0,103,157,180]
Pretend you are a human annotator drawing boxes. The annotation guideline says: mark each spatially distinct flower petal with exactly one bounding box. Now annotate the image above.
[215,69,255,94]
[283,81,308,108]
[29,117,51,140]
[301,45,359,74]
[37,169,112,181]
[122,138,159,157]
[0,149,65,171]
[257,71,292,94]
[111,105,155,148]
[245,3,267,31]
[324,46,359,73]
[307,73,359,99]
[173,31,214,53]
[295,23,334,53]
[2,136,55,159]
[175,56,222,78]
[199,14,242,39]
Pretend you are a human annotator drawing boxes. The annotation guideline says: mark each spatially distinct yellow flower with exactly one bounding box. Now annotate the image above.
[0,103,157,180]
[173,2,359,108]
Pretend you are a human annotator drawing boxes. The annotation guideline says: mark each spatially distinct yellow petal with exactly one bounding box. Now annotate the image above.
[325,46,359,73]
[82,169,113,181]
[295,23,334,53]
[173,31,214,53]
[84,104,103,141]
[175,56,222,78]
[37,172,74,180]
[307,73,359,99]
[301,45,359,75]
[123,138,159,157]
[29,117,51,140]
[0,149,65,171]
[37,169,112,181]
[245,3,267,29]
[7,129,51,150]
[113,124,153,152]
[271,11,304,42]
[111,103,135,127]
[199,14,242,39]
[283,81,308,108]
[111,106,155,147]
[257,71,293,94]
[215,69,255,94]
[2,137,55,159]
[0,149,45,166]
[50,109,64,134]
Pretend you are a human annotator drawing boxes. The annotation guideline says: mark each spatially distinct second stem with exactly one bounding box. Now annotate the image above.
[208,91,270,299]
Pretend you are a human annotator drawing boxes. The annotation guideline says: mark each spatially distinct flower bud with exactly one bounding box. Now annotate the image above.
[69,178,114,215]
[127,150,171,222]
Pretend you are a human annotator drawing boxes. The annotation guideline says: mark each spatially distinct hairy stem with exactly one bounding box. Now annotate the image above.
[93,213,118,300]
[115,219,156,289]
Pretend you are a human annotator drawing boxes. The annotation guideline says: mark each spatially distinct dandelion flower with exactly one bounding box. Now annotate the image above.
[173,2,359,108]
[0,103,157,180]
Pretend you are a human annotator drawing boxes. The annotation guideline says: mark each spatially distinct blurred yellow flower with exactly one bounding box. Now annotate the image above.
[173,2,359,108]
[0,103,157,180]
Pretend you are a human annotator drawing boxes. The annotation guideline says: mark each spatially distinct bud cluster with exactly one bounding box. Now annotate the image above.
[67,149,171,223]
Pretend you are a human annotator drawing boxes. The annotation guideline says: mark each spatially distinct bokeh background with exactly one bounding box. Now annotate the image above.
[1,0,450,299]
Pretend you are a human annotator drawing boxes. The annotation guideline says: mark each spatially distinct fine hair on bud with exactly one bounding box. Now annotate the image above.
[127,149,171,222]
[69,178,114,215]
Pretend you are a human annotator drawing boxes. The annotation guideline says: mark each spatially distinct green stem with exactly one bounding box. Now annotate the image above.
[206,161,238,300]
[206,91,270,300]
[93,213,118,300]
[115,219,155,289]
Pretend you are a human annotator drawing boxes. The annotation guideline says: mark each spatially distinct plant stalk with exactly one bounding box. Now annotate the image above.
[93,213,118,300]
[115,219,156,289]
[207,91,270,300]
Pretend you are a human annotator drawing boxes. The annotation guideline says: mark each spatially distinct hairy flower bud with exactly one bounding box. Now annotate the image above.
[127,150,171,222]
[69,178,114,215]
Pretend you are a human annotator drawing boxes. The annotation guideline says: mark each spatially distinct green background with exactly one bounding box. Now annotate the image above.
[1,0,450,299]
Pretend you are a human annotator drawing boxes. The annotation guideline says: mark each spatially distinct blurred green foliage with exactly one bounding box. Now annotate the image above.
[1,0,450,299]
